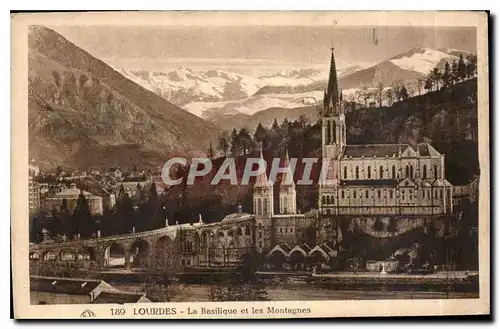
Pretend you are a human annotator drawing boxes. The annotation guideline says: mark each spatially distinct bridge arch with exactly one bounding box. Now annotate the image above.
[103,241,127,268]
[41,250,57,261]
[76,246,96,261]
[59,249,77,261]
[128,238,150,268]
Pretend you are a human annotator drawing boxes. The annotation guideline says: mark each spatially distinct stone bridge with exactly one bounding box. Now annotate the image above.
[29,226,181,270]
[29,215,257,271]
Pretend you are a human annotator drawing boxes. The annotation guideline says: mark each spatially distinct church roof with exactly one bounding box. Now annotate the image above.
[343,143,442,159]
[280,149,295,187]
[324,48,339,109]
[341,179,398,187]
[255,149,272,187]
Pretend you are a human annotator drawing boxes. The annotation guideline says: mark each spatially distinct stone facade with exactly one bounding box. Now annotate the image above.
[318,49,454,217]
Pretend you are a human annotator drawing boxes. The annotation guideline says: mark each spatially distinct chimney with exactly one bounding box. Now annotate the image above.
[97,230,101,238]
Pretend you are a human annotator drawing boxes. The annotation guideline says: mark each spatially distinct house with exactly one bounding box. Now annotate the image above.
[92,290,151,304]
[30,276,118,305]
[44,183,104,215]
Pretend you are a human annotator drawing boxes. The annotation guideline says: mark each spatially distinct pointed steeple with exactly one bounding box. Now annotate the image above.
[325,47,339,109]
[255,148,271,187]
[281,148,295,186]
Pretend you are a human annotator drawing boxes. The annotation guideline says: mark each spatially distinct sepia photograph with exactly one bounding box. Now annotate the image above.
[11,11,490,319]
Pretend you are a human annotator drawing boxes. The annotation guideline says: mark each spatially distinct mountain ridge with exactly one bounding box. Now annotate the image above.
[28,25,219,169]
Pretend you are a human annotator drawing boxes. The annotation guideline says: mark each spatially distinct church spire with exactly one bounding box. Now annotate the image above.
[325,47,339,109]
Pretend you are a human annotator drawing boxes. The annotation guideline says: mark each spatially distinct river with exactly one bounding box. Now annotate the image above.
[109,281,479,302]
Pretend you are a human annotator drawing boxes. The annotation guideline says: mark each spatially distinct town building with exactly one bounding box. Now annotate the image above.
[44,183,104,215]
[29,161,41,211]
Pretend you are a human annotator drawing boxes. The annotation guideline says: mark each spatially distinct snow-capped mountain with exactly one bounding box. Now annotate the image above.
[114,65,365,107]
[388,47,464,75]
[113,47,472,121]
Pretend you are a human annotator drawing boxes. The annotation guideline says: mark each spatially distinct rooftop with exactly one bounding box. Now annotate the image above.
[343,143,441,159]
[30,276,108,295]
[93,290,150,304]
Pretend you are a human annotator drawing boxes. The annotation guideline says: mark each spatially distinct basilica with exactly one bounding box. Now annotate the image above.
[250,49,455,256]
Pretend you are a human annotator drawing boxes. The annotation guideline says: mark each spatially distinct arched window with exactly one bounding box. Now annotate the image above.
[332,124,337,144]
[355,166,359,179]
[390,190,394,198]
[263,199,268,214]
[410,165,414,178]
[379,166,384,179]
[353,190,357,198]
[326,121,331,144]
[341,190,345,198]
[365,190,369,198]
[257,199,262,215]
[405,165,410,178]
[367,166,371,179]
[344,166,347,179]
[392,166,396,179]
[377,190,381,198]
[434,165,439,179]
[322,195,326,205]
[423,165,427,179]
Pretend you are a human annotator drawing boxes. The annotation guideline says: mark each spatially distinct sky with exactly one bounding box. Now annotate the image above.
[51,25,477,75]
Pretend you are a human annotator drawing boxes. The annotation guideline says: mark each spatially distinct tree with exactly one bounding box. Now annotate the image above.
[396,84,409,101]
[217,131,230,157]
[429,67,442,91]
[144,183,162,230]
[72,191,94,238]
[384,88,394,106]
[48,205,63,237]
[441,61,451,88]
[237,128,254,155]
[58,198,71,236]
[116,190,135,234]
[207,141,215,159]
[465,54,477,79]
[457,54,466,81]
[451,60,459,85]
[417,79,423,95]
[424,77,433,92]
[376,83,384,107]
[253,123,269,149]
[230,128,240,157]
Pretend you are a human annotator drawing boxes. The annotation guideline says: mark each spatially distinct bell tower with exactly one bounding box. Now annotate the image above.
[322,47,346,161]
[319,48,345,215]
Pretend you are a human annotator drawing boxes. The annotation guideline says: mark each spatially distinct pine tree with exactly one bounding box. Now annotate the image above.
[384,88,393,106]
[377,82,384,106]
[48,204,63,236]
[230,128,240,157]
[117,191,135,234]
[451,60,459,85]
[217,131,230,157]
[458,54,466,81]
[465,54,477,79]
[442,61,451,88]
[72,191,94,238]
[399,84,409,101]
[271,118,279,131]
[430,67,442,91]
[145,182,161,230]
[253,123,269,149]
[207,140,215,159]
[237,128,254,155]
[59,198,70,236]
